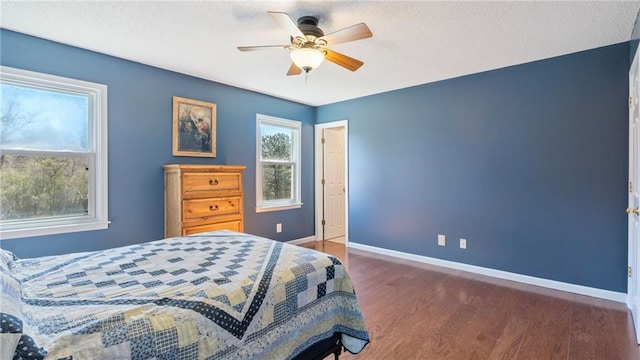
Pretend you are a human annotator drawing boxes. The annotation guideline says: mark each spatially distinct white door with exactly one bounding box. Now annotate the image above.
[323,127,346,241]
[628,44,640,344]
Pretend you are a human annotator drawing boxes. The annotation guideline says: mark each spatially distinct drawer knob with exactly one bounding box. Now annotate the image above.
[209,179,219,186]
[210,205,219,211]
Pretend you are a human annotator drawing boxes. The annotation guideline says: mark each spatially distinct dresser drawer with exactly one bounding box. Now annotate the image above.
[183,197,241,220]
[182,220,242,235]
[182,172,240,193]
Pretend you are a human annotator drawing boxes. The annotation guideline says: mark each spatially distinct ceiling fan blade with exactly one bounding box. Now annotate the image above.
[268,11,305,38]
[324,49,364,72]
[237,45,290,52]
[287,63,302,76]
[318,23,372,46]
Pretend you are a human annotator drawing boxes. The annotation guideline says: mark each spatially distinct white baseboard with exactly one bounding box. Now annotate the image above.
[349,242,627,303]
[286,236,317,246]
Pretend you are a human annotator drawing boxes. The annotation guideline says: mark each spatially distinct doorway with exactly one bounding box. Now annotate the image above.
[629,44,640,344]
[315,120,348,245]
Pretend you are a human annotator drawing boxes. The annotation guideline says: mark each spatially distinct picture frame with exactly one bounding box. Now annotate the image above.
[172,96,216,157]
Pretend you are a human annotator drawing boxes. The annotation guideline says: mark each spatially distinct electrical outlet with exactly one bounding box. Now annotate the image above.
[437,234,446,246]
[460,238,467,249]
[276,223,282,233]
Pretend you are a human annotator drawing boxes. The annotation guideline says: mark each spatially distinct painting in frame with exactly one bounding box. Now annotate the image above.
[172,96,216,157]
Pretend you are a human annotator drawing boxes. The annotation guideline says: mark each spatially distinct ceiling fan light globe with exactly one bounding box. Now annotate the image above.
[290,48,324,72]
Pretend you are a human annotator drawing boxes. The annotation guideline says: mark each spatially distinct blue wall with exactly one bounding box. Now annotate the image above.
[317,43,630,292]
[0,29,633,293]
[0,29,316,257]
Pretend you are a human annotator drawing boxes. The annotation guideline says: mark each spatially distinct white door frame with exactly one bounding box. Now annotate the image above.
[628,44,640,343]
[315,120,349,243]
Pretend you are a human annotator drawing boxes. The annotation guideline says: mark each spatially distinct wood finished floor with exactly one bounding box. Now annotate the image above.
[301,241,640,360]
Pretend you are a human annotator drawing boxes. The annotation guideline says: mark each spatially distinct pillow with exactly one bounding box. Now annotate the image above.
[0,249,16,273]
[1,250,23,359]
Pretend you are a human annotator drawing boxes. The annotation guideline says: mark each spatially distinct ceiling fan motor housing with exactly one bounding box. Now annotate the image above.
[297,16,324,39]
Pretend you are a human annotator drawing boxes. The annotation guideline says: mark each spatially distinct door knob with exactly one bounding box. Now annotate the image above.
[627,207,640,215]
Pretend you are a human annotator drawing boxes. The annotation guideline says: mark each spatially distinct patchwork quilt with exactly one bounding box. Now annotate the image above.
[0,230,369,359]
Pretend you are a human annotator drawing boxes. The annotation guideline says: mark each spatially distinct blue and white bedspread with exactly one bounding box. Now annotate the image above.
[0,230,369,359]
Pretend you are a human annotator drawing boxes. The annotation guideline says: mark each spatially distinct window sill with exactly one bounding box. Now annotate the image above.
[0,220,109,240]
[255,203,303,213]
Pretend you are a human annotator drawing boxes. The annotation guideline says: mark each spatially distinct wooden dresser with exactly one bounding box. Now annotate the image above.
[163,164,246,237]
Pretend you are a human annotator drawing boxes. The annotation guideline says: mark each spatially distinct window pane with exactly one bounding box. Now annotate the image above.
[262,164,292,201]
[261,124,292,161]
[0,155,89,220]
[256,114,301,212]
[0,83,89,152]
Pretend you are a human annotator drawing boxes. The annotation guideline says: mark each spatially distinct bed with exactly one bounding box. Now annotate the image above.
[0,230,369,359]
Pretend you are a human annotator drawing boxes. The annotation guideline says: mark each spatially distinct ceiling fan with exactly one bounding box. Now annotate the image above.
[238,11,373,76]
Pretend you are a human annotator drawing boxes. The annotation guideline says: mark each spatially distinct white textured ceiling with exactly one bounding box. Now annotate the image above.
[1,1,639,106]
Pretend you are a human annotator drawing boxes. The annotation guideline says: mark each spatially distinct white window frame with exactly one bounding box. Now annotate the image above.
[0,66,108,239]
[256,114,302,213]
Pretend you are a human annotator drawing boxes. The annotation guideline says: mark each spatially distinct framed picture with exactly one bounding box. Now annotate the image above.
[173,96,216,157]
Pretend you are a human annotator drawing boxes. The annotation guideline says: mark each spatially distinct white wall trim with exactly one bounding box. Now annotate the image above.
[349,242,627,303]
[286,236,317,246]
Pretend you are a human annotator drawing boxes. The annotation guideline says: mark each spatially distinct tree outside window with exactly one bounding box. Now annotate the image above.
[262,132,292,201]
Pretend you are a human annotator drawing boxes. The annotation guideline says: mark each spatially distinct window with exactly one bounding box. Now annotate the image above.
[0,66,108,239]
[256,114,302,212]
